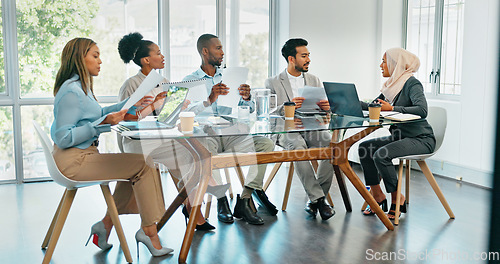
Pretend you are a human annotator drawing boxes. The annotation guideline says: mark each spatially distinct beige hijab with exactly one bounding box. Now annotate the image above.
[380,48,420,103]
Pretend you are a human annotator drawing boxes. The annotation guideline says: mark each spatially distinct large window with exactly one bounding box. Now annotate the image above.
[1,0,274,183]
[169,0,217,82]
[0,2,4,95]
[225,0,270,88]
[0,0,158,182]
[0,107,14,181]
[17,0,158,98]
[168,0,271,88]
[406,0,465,97]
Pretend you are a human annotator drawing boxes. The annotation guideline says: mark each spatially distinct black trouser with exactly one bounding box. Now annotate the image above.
[358,134,435,193]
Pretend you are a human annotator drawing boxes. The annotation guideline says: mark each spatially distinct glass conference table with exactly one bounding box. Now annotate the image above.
[117,114,401,263]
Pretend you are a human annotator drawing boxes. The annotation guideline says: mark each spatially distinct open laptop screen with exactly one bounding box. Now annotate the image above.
[323,82,364,118]
[118,84,188,130]
[156,85,189,126]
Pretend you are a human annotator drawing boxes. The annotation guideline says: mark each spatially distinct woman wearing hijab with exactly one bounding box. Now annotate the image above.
[358,48,436,219]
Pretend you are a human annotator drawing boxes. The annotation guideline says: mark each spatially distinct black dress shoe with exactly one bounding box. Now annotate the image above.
[304,200,318,217]
[181,206,216,230]
[317,197,335,220]
[252,189,278,216]
[233,195,264,225]
[217,196,234,223]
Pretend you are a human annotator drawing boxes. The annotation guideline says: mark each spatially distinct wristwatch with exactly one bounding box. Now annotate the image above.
[203,100,211,107]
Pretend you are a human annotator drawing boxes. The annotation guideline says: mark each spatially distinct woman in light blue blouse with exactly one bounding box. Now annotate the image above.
[51,38,172,257]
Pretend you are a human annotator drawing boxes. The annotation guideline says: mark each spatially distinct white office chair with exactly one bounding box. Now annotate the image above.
[33,121,133,264]
[393,107,455,225]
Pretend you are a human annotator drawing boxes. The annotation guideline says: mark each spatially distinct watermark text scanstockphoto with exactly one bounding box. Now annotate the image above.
[366,249,500,262]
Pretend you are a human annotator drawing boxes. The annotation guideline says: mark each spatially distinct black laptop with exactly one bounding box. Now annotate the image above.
[323,82,364,118]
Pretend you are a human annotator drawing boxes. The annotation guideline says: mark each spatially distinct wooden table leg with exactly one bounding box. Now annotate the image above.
[338,162,394,230]
[178,138,212,263]
[179,181,208,263]
[157,187,187,231]
[157,137,204,232]
[330,125,393,231]
[333,165,352,212]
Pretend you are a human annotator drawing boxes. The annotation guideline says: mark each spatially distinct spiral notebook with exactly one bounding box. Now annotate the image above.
[162,78,209,103]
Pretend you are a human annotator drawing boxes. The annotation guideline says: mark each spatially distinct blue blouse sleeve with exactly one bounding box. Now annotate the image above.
[101,99,129,115]
[52,91,110,149]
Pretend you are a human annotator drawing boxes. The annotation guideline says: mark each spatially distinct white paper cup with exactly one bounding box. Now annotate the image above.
[238,106,250,121]
[179,111,195,134]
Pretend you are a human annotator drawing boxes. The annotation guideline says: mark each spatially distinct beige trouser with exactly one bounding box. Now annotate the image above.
[52,145,165,227]
[203,135,274,190]
[122,137,196,184]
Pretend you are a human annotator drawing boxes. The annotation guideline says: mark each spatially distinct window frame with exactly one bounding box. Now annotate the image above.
[404,0,464,100]
[2,0,24,183]
[160,0,277,82]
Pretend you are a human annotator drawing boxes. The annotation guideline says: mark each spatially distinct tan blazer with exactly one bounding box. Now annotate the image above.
[265,69,323,115]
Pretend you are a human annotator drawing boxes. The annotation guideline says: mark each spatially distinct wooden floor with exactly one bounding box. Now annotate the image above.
[0,163,492,264]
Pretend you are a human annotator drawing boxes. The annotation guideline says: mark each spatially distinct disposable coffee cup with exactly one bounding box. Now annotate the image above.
[368,103,382,123]
[284,101,296,120]
[284,119,295,131]
[179,111,195,134]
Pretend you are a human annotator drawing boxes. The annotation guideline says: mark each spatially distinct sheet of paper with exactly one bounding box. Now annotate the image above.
[298,86,328,109]
[380,111,400,117]
[121,128,183,139]
[121,70,164,110]
[217,67,249,109]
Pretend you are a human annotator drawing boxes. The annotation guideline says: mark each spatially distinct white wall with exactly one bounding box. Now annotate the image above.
[446,0,498,186]
[428,0,499,187]
[282,0,499,187]
[284,0,403,100]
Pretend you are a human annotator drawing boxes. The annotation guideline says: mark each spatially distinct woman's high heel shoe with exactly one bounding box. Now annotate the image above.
[388,202,407,217]
[363,199,388,216]
[181,205,216,231]
[135,229,173,258]
[85,221,112,250]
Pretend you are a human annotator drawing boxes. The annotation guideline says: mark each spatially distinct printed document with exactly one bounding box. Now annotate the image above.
[216,67,249,109]
[298,86,328,109]
[121,70,164,110]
